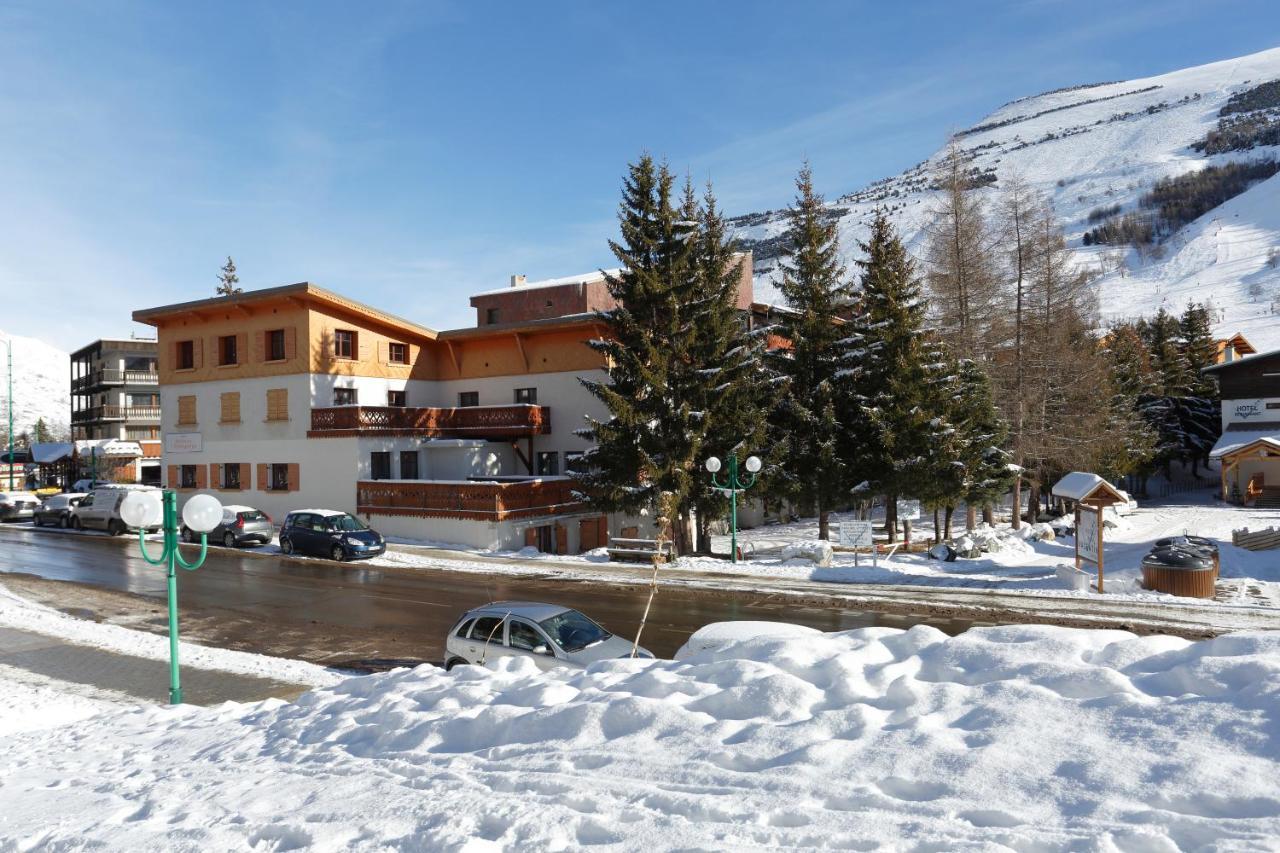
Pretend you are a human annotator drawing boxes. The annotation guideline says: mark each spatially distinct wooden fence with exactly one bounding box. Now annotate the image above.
[1231,526,1280,551]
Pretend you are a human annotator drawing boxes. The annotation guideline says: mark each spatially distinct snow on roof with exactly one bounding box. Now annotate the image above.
[1051,471,1124,503]
[31,443,73,464]
[74,439,143,458]
[470,269,620,298]
[1210,427,1280,459]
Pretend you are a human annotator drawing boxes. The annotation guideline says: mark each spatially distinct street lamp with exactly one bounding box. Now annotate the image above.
[122,490,222,704]
[705,453,761,564]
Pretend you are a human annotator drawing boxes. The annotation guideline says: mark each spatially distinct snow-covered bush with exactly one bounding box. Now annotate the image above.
[780,541,833,567]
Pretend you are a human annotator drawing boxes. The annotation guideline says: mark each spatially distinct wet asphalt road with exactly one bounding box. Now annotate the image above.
[0,524,983,666]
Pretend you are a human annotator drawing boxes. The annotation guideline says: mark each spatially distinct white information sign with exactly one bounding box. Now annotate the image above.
[165,432,203,453]
[1077,506,1101,565]
[839,521,874,549]
[896,499,921,521]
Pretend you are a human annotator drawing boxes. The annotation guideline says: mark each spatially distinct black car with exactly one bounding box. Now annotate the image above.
[279,510,385,561]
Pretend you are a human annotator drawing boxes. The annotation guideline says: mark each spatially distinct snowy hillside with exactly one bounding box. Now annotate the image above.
[732,46,1280,349]
[0,330,70,438]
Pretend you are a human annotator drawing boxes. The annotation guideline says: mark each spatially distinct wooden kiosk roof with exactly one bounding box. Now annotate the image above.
[1051,472,1127,507]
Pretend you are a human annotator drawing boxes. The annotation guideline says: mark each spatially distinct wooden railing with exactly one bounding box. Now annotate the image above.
[71,405,162,423]
[310,404,550,438]
[356,477,584,521]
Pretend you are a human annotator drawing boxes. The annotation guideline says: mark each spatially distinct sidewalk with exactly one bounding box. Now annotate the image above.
[0,626,311,706]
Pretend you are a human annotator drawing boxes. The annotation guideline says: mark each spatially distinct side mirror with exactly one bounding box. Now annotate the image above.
[532,644,550,656]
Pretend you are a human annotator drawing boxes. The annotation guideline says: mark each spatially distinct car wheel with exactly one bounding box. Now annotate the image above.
[58,514,69,529]
[107,519,124,536]
[445,657,466,671]
[223,532,237,548]
[72,517,83,531]
[281,537,294,556]
[330,545,346,562]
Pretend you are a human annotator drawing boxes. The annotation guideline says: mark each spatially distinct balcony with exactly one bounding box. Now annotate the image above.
[71,405,162,424]
[356,477,585,521]
[72,369,159,392]
[309,404,551,439]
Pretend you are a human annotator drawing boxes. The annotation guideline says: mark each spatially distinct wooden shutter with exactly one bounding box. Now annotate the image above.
[236,332,248,365]
[167,465,178,488]
[524,527,538,547]
[287,463,300,492]
[220,392,240,423]
[178,395,196,425]
[170,341,180,372]
[554,522,568,555]
[239,463,251,490]
[266,388,288,421]
[284,327,297,360]
[357,333,369,363]
[252,331,265,363]
[377,340,386,364]
[194,465,207,490]
[192,338,204,370]
[211,464,222,489]
[256,463,268,490]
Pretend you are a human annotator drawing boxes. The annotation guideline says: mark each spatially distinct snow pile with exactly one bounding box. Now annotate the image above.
[780,539,833,566]
[953,523,1034,559]
[3,625,1280,848]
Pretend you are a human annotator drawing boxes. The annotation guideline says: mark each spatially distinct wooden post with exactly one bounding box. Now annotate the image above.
[1074,505,1081,573]
[1097,508,1105,594]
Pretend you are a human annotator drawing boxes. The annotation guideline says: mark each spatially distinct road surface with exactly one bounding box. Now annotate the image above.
[0,525,984,667]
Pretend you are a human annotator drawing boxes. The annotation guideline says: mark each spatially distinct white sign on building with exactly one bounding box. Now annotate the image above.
[839,521,873,549]
[165,432,203,453]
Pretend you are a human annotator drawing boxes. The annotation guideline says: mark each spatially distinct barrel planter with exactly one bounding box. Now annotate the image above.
[1141,549,1217,598]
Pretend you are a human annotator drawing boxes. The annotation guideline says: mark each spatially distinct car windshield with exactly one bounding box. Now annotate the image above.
[538,610,610,652]
[330,514,369,532]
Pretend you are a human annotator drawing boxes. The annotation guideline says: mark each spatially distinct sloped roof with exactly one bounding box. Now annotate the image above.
[1210,426,1280,459]
[1051,471,1126,503]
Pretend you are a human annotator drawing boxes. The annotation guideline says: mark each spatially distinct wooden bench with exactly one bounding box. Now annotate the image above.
[607,537,675,563]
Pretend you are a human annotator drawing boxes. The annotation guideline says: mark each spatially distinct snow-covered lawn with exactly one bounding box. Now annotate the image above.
[3,623,1279,849]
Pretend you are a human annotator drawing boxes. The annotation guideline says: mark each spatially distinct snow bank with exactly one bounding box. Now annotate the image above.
[3,624,1279,849]
[780,540,833,566]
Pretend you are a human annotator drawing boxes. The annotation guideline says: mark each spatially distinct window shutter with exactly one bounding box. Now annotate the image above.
[193,338,204,370]
[211,464,222,489]
[377,340,385,364]
[554,523,568,555]
[287,463,300,492]
[524,527,537,547]
[357,334,369,362]
[240,463,251,490]
[256,463,268,490]
[252,331,265,363]
[236,333,248,365]
[167,465,178,488]
[195,465,207,490]
[170,341,180,371]
[284,327,297,360]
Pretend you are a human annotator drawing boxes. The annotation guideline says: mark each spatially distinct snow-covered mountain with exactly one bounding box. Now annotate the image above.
[0,330,70,439]
[732,47,1280,350]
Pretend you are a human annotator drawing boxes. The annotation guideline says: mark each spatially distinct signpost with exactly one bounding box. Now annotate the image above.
[1075,504,1105,592]
[839,520,875,566]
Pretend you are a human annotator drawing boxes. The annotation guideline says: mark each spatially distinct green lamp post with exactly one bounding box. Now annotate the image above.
[122,489,223,704]
[705,453,761,564]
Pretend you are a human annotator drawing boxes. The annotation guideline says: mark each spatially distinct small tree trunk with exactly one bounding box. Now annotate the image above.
[902,519,912,550]
[1011,474,1023,530]
[933,507,941,544]
[818,506,830,541]
[944,506,954,539]
[982,504,994,526]
[965,505,977,531]
[885,493,898,543]
[1027,483,1041,523]
[695,510,710,555]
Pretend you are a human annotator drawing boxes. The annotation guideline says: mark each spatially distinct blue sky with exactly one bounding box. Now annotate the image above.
[1,0,1277,349]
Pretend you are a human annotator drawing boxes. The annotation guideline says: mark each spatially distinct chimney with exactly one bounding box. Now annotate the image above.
[510,274,527,288]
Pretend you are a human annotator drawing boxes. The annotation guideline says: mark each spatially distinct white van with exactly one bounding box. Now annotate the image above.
[72,485,162,535]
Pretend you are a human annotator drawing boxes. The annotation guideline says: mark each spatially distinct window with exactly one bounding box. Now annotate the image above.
[387,390,406,407]
[454,619,475,639]
[129,393,159,407]
[485,308,500,325]
[470,616,504,644]
[177,340,195,370]
[219,392,241,424]
[271,463,290,491]
[508,621,549,653]
[180,465,198,489]
[458,391,479,407]
[177,395,197,425]
[268,329,287,361]
[1269,403,1280,410]
[218,335,238,366]
[400,450,419,480]
[223,464,241,490]
[266,389,289,421]
[334,329,356,359]
[334,387,358,406]
[388,342,408,364]
[564,451,584,473]
[125,356,154,372]
[536,451,559,476]
[514,388,537,405]
[370,451,391,480]
[126,427,159,441]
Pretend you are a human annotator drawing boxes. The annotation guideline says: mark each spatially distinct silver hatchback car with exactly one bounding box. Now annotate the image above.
[444,602,653,671]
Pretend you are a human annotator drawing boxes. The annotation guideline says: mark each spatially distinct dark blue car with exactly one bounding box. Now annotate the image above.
[279,509,385,561]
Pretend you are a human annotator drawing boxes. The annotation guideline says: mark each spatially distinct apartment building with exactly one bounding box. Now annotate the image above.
[133,257,756,552]
[69,338,162,483]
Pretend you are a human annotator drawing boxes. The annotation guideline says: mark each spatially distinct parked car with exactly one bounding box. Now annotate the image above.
[72,478,112,493]
[182,505,274,548]
[444,602,653,671]
[72,485,162,535]
[279,509,385,561]
[33,493,88,528]
[0,491,40,522]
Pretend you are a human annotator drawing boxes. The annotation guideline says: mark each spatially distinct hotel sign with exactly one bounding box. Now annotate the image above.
[1232,400,1266,421]
[164,433,202,453]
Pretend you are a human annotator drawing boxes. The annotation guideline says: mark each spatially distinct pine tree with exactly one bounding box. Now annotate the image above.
[32,418,49,444]
[1178,302,1221,474]
[216,256,242,296]
[849,210,953,542]
[1099,324,1159,489]
[765,164,859,540]
[950,358,1014,530]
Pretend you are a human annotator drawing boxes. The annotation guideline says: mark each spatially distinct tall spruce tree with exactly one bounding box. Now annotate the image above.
[765,164,859,540]
[216,256,242,296]
[576,156,761,555]
[850,210,953,542]
[1178,302,1221,474]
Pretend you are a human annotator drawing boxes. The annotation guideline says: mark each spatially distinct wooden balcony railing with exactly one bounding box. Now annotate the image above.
[71,405,162,424]
[309,404,550,438]
[356,477,585,521]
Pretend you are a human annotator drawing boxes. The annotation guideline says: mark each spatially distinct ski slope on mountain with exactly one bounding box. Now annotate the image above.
[733,46,1280,349]
[0,329,69,438]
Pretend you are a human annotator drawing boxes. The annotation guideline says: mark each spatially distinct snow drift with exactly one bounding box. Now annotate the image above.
[3,624,1279,849]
